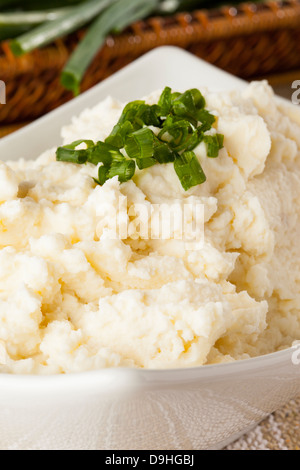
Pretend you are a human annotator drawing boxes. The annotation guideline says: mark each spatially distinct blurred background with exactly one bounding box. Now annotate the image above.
[0,0,300,137]
[0,0,300,452]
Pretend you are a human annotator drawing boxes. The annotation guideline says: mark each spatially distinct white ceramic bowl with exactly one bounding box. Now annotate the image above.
[0,47,299,450]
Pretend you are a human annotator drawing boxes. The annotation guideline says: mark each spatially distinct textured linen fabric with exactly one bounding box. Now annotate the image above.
[225,397,300,450]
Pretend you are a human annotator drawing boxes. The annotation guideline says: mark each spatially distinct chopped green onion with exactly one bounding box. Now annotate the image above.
[56,148,88,164]
[158,118,192,151]
[172,89,206,127]
[217,133,224,149]
[171,92,181,101]
[117,101,145,125]
[153,139,176,164]
[135,157,157,170]
[158,86,172,116]
[204,134,224,158]
[56,87,224,191]
[65,139,94,149]
[138,104,162,128]
[105,121,135,149]
[97,159,136,185]
[95,165,110,186]
[88,141,124,166]
[106,103,161,150]
[108,159,136,183]
[125,128,154,161]
[174,151,206,191]
[197,109,216,132]
[56,139,94,164]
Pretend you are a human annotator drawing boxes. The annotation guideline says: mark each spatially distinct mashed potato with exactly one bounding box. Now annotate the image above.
[0,81,300,374]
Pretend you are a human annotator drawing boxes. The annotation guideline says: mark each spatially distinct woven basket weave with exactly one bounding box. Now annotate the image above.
[1,0,300,125]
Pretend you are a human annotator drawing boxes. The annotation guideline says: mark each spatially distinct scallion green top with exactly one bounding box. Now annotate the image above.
[56,87,224,191]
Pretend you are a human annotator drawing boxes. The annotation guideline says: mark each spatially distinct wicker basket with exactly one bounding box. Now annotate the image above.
[1,0,300,125]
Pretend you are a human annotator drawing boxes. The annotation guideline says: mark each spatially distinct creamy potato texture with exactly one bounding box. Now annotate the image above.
[1,81,300,374]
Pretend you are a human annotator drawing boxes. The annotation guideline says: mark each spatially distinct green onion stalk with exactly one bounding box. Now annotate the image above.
[5,0,267,94]
[0,0,86,9]
[61,0,160,96]
[9,0,117,56]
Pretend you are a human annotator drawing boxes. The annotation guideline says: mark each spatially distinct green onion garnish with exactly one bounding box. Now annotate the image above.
[158,86,172,116]
[56,139,94,164]
[125,128,155,161]
[153,139,176,164]
[174,151,207,191]
[107,159,136,183]
[88,141,123,166]
[204,134,224,158]
[56,87,224,191]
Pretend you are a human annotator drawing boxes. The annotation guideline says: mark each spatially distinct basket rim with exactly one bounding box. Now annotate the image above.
[1,0,300,67]
[1,0,300,124]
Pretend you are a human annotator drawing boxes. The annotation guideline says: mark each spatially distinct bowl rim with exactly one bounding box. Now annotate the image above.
[0,347,296,395]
